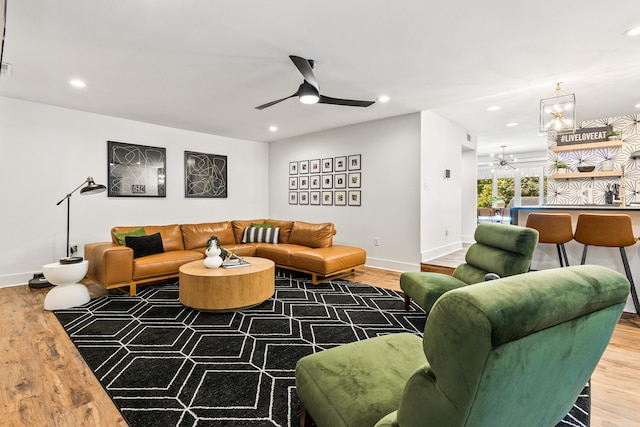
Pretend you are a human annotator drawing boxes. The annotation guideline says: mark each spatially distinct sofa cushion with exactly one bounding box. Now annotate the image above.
[290,245,366,275]
[242,226,280,243]
[288,221,335,248]
[181,222,235,250]
[256,244,309,266]
[266,219,294,243]
[125,233,165,259]
[113,227,146,245]
[220,243,257,257]
[132,250,203,281]
[112,224,185,252]
[232,219,266,243]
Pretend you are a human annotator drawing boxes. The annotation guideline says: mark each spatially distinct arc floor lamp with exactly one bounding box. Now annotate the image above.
[56,176,106,259]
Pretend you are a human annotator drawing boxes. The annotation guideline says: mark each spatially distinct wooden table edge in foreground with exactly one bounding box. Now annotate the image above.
[179,257,275,311]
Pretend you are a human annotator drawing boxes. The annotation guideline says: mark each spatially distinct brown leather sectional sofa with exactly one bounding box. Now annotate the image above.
[84,219,367,295]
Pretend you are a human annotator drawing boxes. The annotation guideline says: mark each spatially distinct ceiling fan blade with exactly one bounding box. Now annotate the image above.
[289,55,319,90]
[255,93,298,110]
[318,95,375,108]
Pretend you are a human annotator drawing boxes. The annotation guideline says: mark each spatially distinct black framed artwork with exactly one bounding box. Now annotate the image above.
[310,175,321,189]
[322,174,333,189]
[310,159,321,174]
[322,158,333,173]
[334,173,346,189]
[289,176,298,190]
[299,191,309,205]
[322,191,333,205]
[289,192,298,205]
[310,191,321,205]
[335,191,347,206]
[289,161,299,175]
[299,176,309,190]
[348,190,361,206]
[184,151,227,198]
[348,172,361,188]
[299,160,310,174]
[348,154,361,171]
[107,141,166,197]
[335,156,347,172]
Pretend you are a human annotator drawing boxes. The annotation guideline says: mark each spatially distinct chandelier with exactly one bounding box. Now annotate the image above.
[540,83,576,134]
[491,145,518,171]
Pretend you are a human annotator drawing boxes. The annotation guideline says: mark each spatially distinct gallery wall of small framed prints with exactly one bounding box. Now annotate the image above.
[289,154,361,206]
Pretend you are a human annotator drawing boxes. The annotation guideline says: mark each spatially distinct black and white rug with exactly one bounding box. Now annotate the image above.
[54,271,589,427]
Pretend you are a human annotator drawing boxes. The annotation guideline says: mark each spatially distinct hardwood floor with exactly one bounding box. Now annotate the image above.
[2,267,638,426]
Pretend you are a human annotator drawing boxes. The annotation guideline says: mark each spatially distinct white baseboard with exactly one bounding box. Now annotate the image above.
[365,257,420,273]
[0,272,35,288]
[421,242,463,262]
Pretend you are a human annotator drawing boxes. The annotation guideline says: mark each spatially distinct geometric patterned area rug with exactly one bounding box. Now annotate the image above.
[54,270,589,427]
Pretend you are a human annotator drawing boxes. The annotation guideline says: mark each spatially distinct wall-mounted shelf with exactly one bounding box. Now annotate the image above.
[551,140,623,152]
[551,170,622,179]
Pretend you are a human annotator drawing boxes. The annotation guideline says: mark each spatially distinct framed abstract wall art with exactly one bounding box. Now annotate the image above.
[107,141,166,197]
[184,151,228,198]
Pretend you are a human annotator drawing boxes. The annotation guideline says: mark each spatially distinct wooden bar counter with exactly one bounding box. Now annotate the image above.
[511,205,640,314]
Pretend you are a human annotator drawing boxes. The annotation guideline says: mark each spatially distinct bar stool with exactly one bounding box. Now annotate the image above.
[525,213,574,267]
[573,213,640,315]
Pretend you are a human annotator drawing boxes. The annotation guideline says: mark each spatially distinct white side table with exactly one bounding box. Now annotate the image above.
[42,260,90,310]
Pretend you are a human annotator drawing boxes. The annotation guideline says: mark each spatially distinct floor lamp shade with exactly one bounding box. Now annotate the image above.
[56,176,106,258]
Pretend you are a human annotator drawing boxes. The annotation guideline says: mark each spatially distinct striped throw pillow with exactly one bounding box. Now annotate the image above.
[242,226,280,244]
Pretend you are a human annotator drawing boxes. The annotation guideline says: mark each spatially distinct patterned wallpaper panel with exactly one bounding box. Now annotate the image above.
[547,113,640,205]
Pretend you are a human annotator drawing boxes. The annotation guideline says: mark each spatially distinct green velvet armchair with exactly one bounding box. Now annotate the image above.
[295,265,629,427]
[401,222,539,314]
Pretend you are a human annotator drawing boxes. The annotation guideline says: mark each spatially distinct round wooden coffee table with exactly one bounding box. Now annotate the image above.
[179,257,275,311]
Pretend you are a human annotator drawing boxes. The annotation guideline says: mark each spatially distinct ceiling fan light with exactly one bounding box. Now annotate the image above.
[300,94,319,104]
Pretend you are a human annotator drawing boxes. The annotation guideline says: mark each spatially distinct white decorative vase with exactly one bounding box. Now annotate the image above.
[601,160,614,172]
[204,245,223,268]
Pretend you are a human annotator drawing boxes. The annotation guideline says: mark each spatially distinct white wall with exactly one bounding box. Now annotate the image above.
[269,113,422,271]
[0,97,269,286]
[420,111,469,260]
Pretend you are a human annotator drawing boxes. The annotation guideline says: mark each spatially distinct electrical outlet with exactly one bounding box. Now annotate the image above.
[374,237,380,246]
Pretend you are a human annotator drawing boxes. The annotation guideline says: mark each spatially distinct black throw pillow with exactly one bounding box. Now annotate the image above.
[125,233,165,259]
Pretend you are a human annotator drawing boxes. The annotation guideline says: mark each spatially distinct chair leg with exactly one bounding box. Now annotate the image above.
[404,294,411,311]
[580,245,589,265]
[556,244,565,267]
[300,402,313,427]
[619,247,640,316]
[560,243,570,267]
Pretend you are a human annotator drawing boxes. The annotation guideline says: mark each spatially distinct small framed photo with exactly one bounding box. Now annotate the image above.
[335,191,347,206]
[299,191,309,205]
[289,192,298,205]
[299,160,310,174]
[322,191,333,205]
[289,176,298,190]
[348,190,361,206]
[289,161,298,175]
[310,175,321,189]
[310,159,321,173]
[348,172,361,188]
[322,158,333,173]
[310,191,321,205]
[299,176,309,190]
[334,173,347,189]
[335,156,347,172]
[322,174,334,189]
[348,154,361,171]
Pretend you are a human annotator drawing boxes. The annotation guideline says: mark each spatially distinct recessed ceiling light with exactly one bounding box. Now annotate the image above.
[69,79,86,88]
[487,106,501,111]
[624,26,640,36]
[506,122,518,127]
[269,125,278,132]
[377,95,390,103]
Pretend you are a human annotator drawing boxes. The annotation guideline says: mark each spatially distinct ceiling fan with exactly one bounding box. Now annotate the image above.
[255,55,375,110]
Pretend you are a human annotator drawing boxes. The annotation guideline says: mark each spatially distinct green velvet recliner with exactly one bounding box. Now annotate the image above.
[295,265,629,427]
[401,222,539,314]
